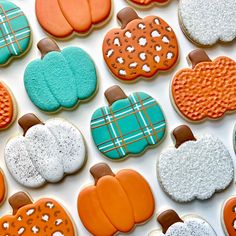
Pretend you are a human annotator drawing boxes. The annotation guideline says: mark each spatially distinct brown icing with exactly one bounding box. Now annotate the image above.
[188,49,212,69]
[104,85,128,106]
[157,209,183,233]
[18,113,43,136]
[37,38,61,59]
[173,125,196,148]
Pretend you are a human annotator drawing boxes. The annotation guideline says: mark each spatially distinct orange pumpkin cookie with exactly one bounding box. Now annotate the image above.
[103,7,178,82]
[0,169,6,205]
[0,82,16,130]
[222,196,236,236]
[36,0,112,38]
[0,191,75,236]
[172,49,236,122]
[78,163,155,235]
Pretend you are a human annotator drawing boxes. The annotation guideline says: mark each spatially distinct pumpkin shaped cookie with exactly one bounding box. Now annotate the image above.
[157,125,234,202]
[171,49,236,122]
[0,0,31,66]
[24,38,97,113]
[91,85,166,160]
[5,113,86,188]
[0,169,6,205]
[0,82,17,130]
[0,191,75,235]
[103,7,178,82]
[36,0,112,38]
[149,209,216,236]
[78,163,155,236]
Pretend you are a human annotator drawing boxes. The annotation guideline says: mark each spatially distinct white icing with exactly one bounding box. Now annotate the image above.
[18,216,22,221]
[151,30,161,38]
[53,232,64,236]
[18,227,25,234]
[162,36,170,43]
[42,214,49,222]
[154,18,160,25]
[142,64,151,72]
[179,0,236,45]
[46,202,54,209]
[139,37,147,46]
[113,38,121,46]
[106,49,114,58]
[129,62,138,68]
[55,219,63,226]
[155,45,162,51]
[158,135,234,202]
[139,52,146,61]
[26,208,35,215]
[119,69,126,75]
[3,222,9,229]
[234,220,236,229]
[31,226,39,233]
[154,56,160,63]
[138,23,146,29]
[166,27,172,32]
[126,46,134,53]
[167,52,173,59]
[116,57,124,64]
[125,31,132,38]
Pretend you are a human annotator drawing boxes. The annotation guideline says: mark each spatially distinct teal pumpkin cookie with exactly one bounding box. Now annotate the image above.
[0,0,31,66]
[24,38,97,113]
[91,85,166,160]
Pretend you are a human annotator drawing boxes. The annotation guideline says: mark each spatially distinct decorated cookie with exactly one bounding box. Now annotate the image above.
[24,38,97,113]
[0,82,17,130]
[157,125,234,202]
[127,0,169,7]
[78,163,155,235]
[222,196,236,236]
[178,0,236,46]
[0,0,31,66]
[91,85,166,160]
[171,49,236,122]
[103,7,178,82]
[149,209,216,236]
[36,0,112,38]
[0,169,6,205]
[234,125,236,152]
[5,113,86,188]
[0,191,75,235]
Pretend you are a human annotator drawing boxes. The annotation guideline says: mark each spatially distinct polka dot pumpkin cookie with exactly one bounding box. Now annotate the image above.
[0,169,6,205]
[0,191,75,236]
[103,7,178,82]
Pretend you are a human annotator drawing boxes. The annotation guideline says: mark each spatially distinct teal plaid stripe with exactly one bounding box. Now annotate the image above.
[91,92,166,160]
[0,2,31,58]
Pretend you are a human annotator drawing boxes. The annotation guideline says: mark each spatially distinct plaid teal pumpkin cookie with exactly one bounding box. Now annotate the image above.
[0,0,31,66]
[91,86,166,160]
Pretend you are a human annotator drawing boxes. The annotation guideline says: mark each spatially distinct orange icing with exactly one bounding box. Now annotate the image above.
[0,198,75,235]
[36,0,111,38]
[103,15,178,81]
[78,169,154,235]
[0,82,14,129]
[172,57,236,121]
[0,170,5,205]
[223,197,236,236]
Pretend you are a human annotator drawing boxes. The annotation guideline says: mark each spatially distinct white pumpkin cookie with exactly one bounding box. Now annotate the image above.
[5,113,86,188]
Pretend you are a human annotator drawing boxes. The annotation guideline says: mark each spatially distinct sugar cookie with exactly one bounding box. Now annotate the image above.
[0,0,31,66]
[178,0,236,46]
[91,85,166,160]
[127,0,169,7]
[24,38,97,113]
[5,113,86,188]
[0,191,75,235]
[171,49,236,122]
[157,125,234,202]
[149,209,216,236]
[36,0,112,38]
[0,169,6,205]
[78,163,155,236]
[103,7,178,82]
[0,82,17,130]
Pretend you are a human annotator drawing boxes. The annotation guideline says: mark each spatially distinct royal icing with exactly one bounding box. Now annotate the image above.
[91,86,166,160]
[24,38,97,113]
[128,0,169,6]
[0,0,31,65]
[149,210,216,236]
[103,7,178,81]
[158,125,234,202]
[78,163,154,235]
[234,125,236,152]
[172,49,236,122]
[36,0,112,38]
[0,169,6,205]
[0,82,15,130]
[179,0,236,46]
[5,113,86,188]
[0,192,75,236]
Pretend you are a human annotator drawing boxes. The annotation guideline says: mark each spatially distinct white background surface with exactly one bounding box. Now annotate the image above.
[0,0,235,235]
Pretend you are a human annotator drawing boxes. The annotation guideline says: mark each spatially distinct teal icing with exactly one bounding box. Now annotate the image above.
[24,47,97,112]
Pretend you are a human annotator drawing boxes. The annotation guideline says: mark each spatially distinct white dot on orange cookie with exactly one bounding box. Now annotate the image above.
[117,57,124,64]
[155,45,162,51]
[42,214,49,222]
[106,49,114,58]
[154,18,160,25]
[151,30,161,38]
[26,208,35,216]
[126,46,135,52]
[162,36,170,43]
[119,70,126,75]
[129,62,138,68]
[113,38,121,46]
[142,64,151,72]
[138,23,146,29]
[167,52,174,59]
[139,37,147,46]
[55,219,63,226]
[154,56,160,63]
[18,227,25,235]
[53,232,64,236]
[3,222,9,229]
[46,202,54,209]
[125,31,132,38]
[32,226,39,234]
[139,53,146,61]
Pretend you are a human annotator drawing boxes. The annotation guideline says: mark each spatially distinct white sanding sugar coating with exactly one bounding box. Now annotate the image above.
[149,216,216,236]
[179,0,236,45]
[5,118,86,188]
[158,135,234,202]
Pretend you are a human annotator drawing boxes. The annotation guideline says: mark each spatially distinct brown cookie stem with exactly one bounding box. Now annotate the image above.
[173,125,196,148]
[90,163,115,185]
[188,49,212,69]
[105,85,128,106]
[18,113,43,136]
[157,209,183,234]
[117,7,141,29]
[37,38,61,59]
[9,192,33,215]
